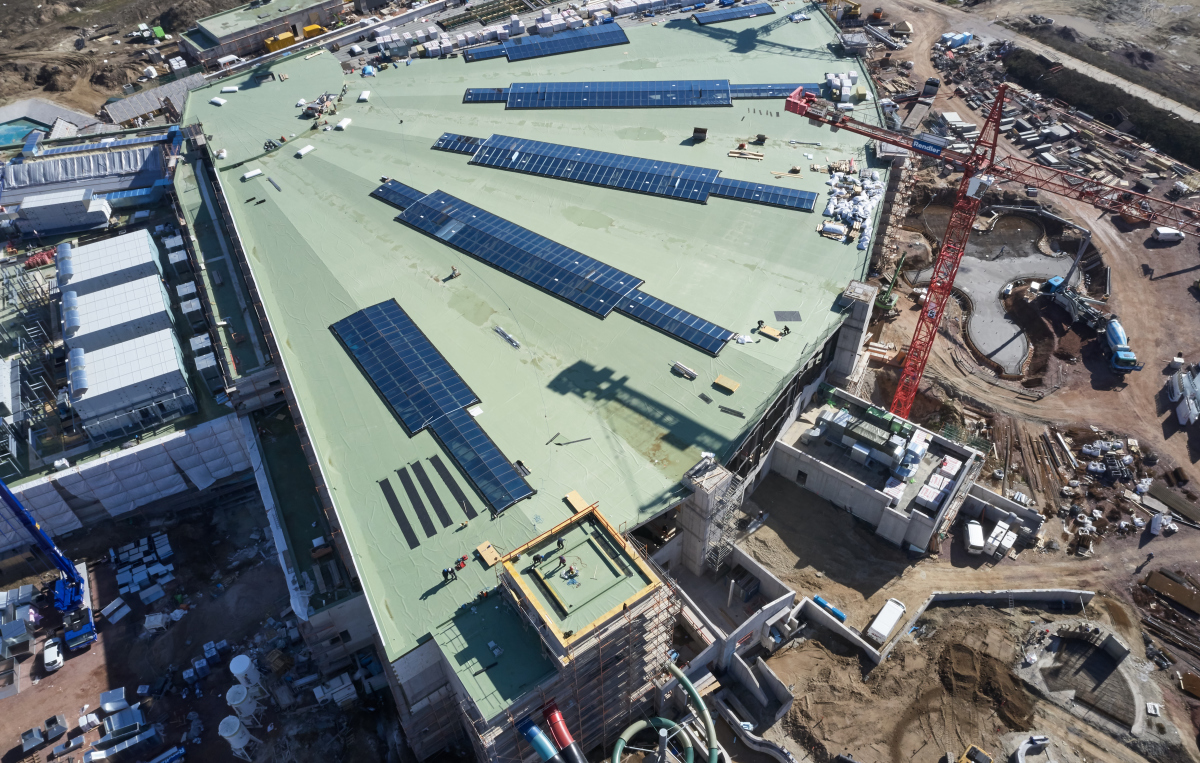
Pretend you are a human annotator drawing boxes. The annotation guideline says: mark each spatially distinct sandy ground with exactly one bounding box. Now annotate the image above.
[765,605,1187,763]
[874,0,1200,123]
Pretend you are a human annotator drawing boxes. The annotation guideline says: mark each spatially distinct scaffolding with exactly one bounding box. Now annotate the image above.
[467,548,679,763]
[703,475,746,571]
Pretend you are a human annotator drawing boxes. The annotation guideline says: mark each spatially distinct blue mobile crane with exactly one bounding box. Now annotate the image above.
[0,479,96,650]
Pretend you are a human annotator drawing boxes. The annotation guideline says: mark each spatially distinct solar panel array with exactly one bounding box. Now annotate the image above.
[461,25,629,63]
[370,181,736,354]
[370,179,429,211]
[618,290,736,355]
[710,177,818,211]
[503,24,629,61]
[38,133,170,157]
[469,135,717,203]
[729,83,812,99]
[462,44,508,62]
[693,2,775,24]
[399,190,642,317]
[453,133,818,213]
[21,130,42,154]
[432,133,487,155]
[505,80,732,109]
[332,299,534,512]
[463,87,511,103]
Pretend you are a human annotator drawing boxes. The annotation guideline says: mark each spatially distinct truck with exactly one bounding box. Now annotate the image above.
[865,598,906,644]
[1104,317,1144,374]
[957,746,993,763]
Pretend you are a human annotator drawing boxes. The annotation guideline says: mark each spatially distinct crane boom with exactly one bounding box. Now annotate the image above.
[785,84,1200,416]
[0,478,96,649]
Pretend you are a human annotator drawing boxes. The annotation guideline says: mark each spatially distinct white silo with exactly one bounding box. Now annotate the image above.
[229,654,265,697]
[226,684,263,727]
[219,715,261,762]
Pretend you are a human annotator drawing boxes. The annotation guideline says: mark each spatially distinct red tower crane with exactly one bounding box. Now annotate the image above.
[785,84,1200,418]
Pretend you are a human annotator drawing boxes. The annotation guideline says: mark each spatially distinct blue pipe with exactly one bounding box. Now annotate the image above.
[814,596,847,622]
[516,717,562,763]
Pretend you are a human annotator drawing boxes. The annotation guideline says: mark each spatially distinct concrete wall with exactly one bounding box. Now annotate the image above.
[731,652,770,707]
[719,591,796,670]
[962,483,1045,533]
[740,368,829,495]
[879,588,1096,661]
[770,440,890,525]
[754,655,794,725]
[728,545,792,603]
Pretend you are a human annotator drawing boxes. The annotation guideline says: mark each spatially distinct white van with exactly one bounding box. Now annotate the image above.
[965,520,985,555]
[1152,227,1185,243]
[866,598,907,644]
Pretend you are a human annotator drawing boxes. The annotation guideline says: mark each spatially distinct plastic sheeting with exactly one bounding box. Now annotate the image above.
[240,416,310,620]
[0,414,254,553]
[3,146,163,190]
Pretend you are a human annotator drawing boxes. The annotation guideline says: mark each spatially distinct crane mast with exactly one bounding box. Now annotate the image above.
[785,83,1199,417]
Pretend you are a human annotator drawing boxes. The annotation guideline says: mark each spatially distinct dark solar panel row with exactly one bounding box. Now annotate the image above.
[729,83,810,99]
[616,290,736,356]
[399,190,642,317]
[693,2,775,24]
[430,409,535,514]
[38,133,170,157]
[370,179,428,211]
[432,132,487,155]
[462,43,508,62]
[333,300,534,513]
[331,300,479,435]
[505,80,732,109]
[710,177,819,211]
[463,87,510,103]
[503,24,629,61]
[469,134,717,203]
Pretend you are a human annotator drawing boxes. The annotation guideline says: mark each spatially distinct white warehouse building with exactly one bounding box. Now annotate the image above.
[56,230,161,297]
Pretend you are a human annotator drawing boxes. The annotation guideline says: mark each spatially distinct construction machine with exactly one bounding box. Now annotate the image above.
[784,84,1199,416]
[0,479,96,650]
[875,251,907,311]
[957,746,993,763]
[843,0,862,18]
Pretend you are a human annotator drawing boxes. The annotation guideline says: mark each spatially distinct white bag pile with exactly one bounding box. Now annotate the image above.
[821,169,884,248]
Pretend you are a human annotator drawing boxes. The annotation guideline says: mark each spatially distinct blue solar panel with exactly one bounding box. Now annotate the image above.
[371,180,428,211]
[469,135,717,203]
[504,80,732,109]
[429,409,535,513]
[710,177,819,211]
[399,190,641,316]
[331,300,480,435]
[432,132,487,155]
[693,2,775,24]
[729,83,811,99]
[617,289,734,355]
[503,25,629,61]
[463,43,508,62]
[38,133,170,157]
[21,130,43,154]
[464,87,510,103]
[332,299,534,512]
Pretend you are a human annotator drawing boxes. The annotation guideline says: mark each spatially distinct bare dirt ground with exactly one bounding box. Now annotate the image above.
[873,0,1200,122]
[0,0,243,114]
[767,605,1187,763]
[741,472,1200,762]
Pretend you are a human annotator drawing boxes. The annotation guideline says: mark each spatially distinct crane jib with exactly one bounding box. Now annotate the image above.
[912,139,943,156]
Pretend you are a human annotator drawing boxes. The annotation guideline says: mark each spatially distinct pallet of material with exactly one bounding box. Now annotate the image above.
[728,149,764,160]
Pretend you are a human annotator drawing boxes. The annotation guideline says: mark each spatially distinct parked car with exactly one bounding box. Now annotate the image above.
[43,638,64,672]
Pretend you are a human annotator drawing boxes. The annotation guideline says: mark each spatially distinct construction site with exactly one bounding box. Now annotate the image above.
[0,0,1198,760]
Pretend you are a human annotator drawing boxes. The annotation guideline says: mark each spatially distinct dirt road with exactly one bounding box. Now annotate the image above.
[877,0,1200,124]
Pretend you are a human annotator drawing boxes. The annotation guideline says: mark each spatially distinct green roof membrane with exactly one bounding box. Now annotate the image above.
[181,16,880,665]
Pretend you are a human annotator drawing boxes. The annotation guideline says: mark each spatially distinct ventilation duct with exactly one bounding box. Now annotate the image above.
[61,290,79,311]
[68,347,86,372]
[57,244,74,283]
[63,302,82,336]
[70,368,89,397]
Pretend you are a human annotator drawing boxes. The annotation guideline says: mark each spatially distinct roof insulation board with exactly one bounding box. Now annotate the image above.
[177,18,882,694]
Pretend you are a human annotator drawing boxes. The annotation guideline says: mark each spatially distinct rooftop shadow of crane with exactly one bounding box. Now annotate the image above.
[660,17,844,60]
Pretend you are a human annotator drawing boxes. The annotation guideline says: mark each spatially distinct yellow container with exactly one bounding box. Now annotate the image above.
[265,31,296,52]
[302,24,325,39]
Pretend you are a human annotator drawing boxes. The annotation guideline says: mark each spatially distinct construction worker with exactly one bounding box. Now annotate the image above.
[443,567,457,581]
